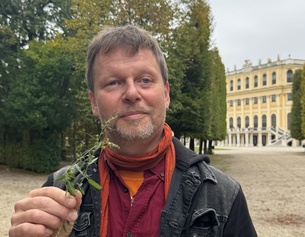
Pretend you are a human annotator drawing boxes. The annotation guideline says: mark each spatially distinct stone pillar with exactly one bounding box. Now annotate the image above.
[249,131,253,147]
[257,128,262,147]
[245,128,249,147]
[236,129,240,147]
[228,130,232,147]
[268,128,272,145]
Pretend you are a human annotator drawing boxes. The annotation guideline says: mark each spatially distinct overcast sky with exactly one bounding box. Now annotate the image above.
[208,0,305,71]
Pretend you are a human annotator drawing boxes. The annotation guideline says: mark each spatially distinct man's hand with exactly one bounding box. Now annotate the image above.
[9,187,82,237]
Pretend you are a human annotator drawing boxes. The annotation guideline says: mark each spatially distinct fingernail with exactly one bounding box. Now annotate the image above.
[65,197,75,207]
[68,210,78,221]
[45,228,53,236]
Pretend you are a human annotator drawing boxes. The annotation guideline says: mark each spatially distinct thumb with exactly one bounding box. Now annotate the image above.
[74,190,83,210]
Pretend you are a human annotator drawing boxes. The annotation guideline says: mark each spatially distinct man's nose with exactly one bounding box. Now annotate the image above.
[122,81,141,103]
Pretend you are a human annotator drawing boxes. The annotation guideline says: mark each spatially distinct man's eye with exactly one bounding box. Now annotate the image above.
[107,81,118,86]
[142,78,152,84]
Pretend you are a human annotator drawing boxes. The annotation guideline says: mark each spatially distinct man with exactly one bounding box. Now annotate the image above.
[9,25,257,237]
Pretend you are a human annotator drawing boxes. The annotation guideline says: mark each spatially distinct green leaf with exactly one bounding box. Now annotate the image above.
[87,178,102,190]
[66,181,78,196]
[74,164,85,176]
[55,174,67,181]
[88,157,98,165]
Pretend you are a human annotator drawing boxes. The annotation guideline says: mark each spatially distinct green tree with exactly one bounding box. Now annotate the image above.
[0,0,73,169]
[3,39,80,172]
[0,0,72,46]
[167,0,214,149]
[208,48,227,152]
[0,26,18,126]
[301,65,305,137]
[291,69,305,141]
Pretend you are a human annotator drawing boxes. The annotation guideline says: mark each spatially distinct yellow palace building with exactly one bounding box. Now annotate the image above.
[222,56,305,147]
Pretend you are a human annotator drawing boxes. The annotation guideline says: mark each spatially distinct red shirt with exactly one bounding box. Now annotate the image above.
[106,158,165,237]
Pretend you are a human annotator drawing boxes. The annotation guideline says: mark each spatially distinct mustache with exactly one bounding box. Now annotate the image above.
[114,106,153,117]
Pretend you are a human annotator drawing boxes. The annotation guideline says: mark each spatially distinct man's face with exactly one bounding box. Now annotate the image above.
[89,48,170,144]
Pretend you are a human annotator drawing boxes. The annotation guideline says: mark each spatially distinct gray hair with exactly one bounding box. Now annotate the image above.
[86,25,168,91]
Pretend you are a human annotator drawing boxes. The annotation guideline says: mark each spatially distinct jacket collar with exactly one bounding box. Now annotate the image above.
[172,136,217,183]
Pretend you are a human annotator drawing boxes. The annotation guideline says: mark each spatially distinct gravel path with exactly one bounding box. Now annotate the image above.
[212,146,305,237]
[1,146,304,236]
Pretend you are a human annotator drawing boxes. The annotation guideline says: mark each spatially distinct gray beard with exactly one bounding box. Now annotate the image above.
[110,120,155,142]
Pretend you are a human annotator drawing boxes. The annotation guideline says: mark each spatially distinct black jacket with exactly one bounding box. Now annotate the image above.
[44,137,257,236]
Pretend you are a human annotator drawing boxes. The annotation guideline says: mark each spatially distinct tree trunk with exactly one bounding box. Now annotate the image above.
[199,139,203,154]
[208,140,213,154]
[189,138,195,151]
[204,139,207,154]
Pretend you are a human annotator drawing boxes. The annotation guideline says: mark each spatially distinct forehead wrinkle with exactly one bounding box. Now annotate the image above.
[94,49,160,81]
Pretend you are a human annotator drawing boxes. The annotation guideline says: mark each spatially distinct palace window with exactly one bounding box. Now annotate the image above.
[262,74,267,86]
[262,115,267,129]
[237,79,241,90]
[237,99,241,106]
[229,100,233,107]
[230,80,233,91]
[237,117,241,128]
[245,116,250,128]
[287,70,293,83]
[254,75,258,87]
[254,115,258,128]
[272,72,276,84]
[271,94,276,102]
[229,117,234,128]
[287,93,292,101]
[271,114,276,128]
[262,96,267,103]
[253,97,258,104]
[245,98,249,105]
[245,77,249,89]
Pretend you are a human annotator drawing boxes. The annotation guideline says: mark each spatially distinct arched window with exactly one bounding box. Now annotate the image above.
[254,115,258,128]
[230,80,233,91]
[245,77,249,89]
[262,115,267,129]
[287,113,291,130]
[229,117,234,129]
[245,116,249,128]
[272,72,276,84]
[262,74,267,86]
[271,114,276,128]
[254,75,258,87]
[237,79,241,90]
[287,70,293,83]
[237,117,241,128]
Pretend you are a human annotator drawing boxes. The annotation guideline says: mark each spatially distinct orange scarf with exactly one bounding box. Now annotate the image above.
[98,123,175,237]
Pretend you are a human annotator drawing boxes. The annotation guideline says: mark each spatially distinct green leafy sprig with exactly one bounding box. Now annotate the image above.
[56,116,119,196]
[55,117,118,235]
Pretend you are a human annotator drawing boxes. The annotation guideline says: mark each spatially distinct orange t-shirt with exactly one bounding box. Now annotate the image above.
[118,170,144,198]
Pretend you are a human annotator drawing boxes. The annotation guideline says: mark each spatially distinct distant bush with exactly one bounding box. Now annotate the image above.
[4,134,60,173]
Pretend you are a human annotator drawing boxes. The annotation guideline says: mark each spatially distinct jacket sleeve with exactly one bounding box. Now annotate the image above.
[42,174,54,187]
[223,187,258,237]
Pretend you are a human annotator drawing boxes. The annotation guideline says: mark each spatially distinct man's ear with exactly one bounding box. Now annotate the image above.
[88,91,99,117]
